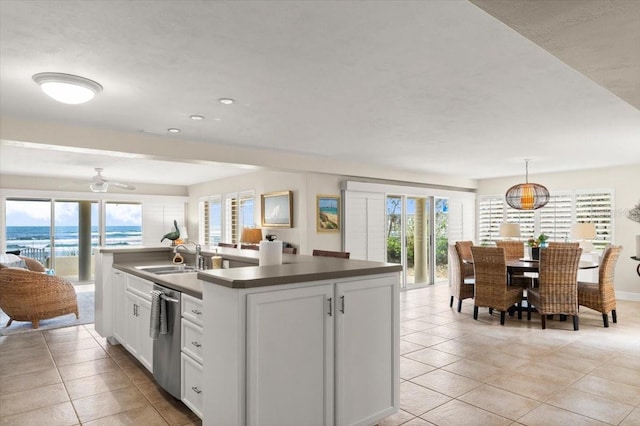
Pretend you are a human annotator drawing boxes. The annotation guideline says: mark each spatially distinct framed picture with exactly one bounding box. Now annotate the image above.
[261,191,293,228]
[316,195,340,232]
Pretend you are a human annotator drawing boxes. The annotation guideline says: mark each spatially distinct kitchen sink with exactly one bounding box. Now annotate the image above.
[136,265,198,275]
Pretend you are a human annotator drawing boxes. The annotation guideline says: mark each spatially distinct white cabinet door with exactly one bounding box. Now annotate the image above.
[112,270,126,344]
[136,296,153,372]
[246,284,334,426]
[123,274,154,372]
[182,352,203,419]
[124,291,139,357]
[335,275,398,426]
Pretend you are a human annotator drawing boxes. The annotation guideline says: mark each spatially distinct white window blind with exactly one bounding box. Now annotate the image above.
[506,208,535,241]
[224,191,255,243]
[478,189,614,246]
[539,193,572,241]
[208,196,222,245]
[478,197,504,244]
[576,191,613,249]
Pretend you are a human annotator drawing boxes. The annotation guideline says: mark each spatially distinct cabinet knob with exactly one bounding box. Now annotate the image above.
[192,386,202,394]
[191,341,202,348]
[191,309,202,315]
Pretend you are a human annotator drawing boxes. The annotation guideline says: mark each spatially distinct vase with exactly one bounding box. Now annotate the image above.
[532,247,540,260]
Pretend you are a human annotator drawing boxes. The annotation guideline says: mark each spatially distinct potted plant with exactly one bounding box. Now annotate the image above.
[527,233,548,260]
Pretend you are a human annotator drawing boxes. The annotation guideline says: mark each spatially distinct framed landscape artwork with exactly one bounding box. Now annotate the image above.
[261,190,293,228]
[316,195,340,232]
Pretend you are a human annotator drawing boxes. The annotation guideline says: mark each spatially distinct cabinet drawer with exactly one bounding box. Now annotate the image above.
[181,352,203,419]
[126,275,153,300]
[181,319,203,364]
[182,293,203,326]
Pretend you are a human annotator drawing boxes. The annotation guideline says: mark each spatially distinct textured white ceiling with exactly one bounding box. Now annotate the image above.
[0,0,638,186]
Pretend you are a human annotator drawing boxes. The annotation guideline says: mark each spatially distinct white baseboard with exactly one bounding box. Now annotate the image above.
[617,291,640,302]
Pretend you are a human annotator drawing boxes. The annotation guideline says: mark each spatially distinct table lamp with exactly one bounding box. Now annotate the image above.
[499,223,521,240]
[571,223,596,252]
[240,228,263,245]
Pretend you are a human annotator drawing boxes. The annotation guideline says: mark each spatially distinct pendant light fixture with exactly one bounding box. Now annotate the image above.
[505,160,549,210]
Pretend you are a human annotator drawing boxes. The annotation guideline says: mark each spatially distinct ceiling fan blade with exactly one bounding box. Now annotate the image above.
[110,181,136,190]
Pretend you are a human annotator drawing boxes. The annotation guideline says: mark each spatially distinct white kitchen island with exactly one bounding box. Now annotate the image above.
[95,246,401,426]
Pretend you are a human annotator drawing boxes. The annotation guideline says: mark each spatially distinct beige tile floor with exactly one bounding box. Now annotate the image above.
[0,284,639,425]
[380,285,640,426]
[0,323,200,425]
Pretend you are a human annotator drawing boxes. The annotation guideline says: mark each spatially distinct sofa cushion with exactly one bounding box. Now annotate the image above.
[0,253,27,269]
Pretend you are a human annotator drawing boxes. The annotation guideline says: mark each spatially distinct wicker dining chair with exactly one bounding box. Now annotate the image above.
[496,240,533,288]
[454,241,475,279]
[449,244,474,312]
[527,247,582,330]
[0,259,79,329]
[312,249,350,259]
[283,247,298,254]
[217,242,237,248]
[548,242,580,248]
[470,246,523,325]
[578,245,623,327]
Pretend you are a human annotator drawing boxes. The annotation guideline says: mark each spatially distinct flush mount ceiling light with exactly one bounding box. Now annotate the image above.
[32,72,102,104]
[167,128,181,133]
[505,159,550,210]
[189,115,204,121]
[218,98,234,105]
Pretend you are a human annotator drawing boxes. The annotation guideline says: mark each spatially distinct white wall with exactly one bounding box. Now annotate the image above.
[187,170,344,255]
[477,164,640,299]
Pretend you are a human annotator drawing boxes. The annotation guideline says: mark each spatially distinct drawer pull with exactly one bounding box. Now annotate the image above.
[192,386,202,394]
[191,341,202,348]
[191,309,202,315]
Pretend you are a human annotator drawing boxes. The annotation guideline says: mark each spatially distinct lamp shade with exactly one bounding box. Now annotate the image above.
[505,160,549,210]
[571,223,596,240]
[240,228,262,244]
[499,223,521,238]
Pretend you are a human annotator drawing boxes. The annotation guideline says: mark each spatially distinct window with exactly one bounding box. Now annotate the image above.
[478,189,614,247]
[199,196,222,245]
[576,191,613,249]
[478,197,504,244]
[201,191,255,245]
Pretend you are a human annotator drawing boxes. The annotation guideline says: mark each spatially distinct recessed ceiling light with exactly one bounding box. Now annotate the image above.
[218,98,234,105]
[167,128,181,133]
[32,72,102,104]
[190,115,204,121]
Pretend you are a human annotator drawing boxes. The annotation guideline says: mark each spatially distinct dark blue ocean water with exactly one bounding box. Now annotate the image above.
[6,225,141,254]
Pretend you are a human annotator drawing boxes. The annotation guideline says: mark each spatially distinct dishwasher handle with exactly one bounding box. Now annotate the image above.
[151,291,180,304]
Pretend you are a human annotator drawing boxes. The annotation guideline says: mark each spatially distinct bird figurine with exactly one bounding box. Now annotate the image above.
[161,220,181,245]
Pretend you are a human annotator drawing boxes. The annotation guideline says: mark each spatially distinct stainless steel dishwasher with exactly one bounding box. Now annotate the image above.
[152,283,182,399]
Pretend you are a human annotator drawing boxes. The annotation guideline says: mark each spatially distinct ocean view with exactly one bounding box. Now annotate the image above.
[6,225,142,256]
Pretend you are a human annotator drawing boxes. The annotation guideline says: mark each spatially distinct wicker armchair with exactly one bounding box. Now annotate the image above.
[578,245,623,327]
[527,247,582,330]
[471,246,523,325]
[454,241,474,279]
[0,259,78,329]
[448,245,474,312]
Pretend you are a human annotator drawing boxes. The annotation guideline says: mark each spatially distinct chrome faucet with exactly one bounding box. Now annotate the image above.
[174,241,204,270]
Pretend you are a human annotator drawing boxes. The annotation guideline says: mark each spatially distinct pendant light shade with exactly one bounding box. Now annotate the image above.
[505,160,549,210]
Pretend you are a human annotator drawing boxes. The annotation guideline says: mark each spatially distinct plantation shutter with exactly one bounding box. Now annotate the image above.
[576,190,613,249]
[539,193,572,241]
[478,197,504,244]
[506,208,535,241]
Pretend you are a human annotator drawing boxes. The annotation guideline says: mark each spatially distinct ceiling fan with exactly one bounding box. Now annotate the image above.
[88,168,136,192]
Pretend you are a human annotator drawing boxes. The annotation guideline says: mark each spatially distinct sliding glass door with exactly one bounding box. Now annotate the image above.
[54,201,99,282]
[386,195,447,288]
[5,198,141,282]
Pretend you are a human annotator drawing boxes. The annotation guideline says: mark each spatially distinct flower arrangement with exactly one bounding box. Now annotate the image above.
[527,233,548,248]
